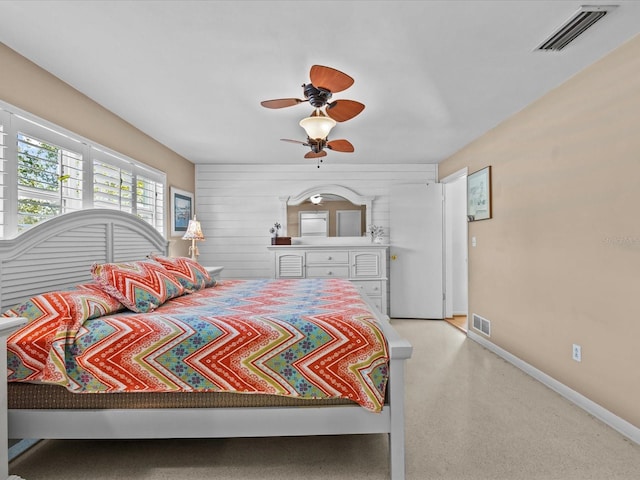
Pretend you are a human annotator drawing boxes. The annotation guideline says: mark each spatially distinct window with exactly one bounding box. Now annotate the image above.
[93,157,133,212]
[92,148,165,234]
[17,132,83,230]
[137,174,164,232]
[0,102,166,238]
[0,111,7,238]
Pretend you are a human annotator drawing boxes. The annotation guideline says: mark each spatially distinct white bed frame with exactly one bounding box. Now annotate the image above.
[0,209,413,480]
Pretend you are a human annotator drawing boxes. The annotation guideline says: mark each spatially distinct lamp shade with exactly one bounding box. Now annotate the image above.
[182,217,205,241]
[299,114,336,140]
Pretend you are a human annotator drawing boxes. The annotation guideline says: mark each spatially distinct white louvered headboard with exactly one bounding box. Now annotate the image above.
[0,209,169,310]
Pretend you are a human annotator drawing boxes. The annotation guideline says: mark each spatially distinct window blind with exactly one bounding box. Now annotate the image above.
[0,101,166,238]
[17,132,84,231]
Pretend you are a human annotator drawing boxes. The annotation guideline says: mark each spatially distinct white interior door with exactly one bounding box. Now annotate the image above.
[390,183,444,319]
[336,210,361,236]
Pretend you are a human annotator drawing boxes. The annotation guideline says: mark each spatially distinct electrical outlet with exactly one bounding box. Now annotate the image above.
[572,344,582,362]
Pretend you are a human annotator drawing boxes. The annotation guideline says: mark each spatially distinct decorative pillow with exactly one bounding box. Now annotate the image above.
[91,260,184,313]
[70,283,126,320]
[149,255,216,292]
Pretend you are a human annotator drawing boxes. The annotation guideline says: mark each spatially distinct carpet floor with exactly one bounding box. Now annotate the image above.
[9,319,640,479]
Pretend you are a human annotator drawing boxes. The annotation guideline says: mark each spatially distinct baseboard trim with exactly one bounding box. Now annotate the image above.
[467,330,640,445]
[8,438,40,461]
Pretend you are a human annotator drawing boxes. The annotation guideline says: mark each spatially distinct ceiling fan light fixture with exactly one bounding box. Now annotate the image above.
[299,110,336,140]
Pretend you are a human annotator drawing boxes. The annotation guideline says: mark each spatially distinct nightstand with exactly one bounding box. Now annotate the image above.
[0,317,27,479]
[205,266,224,282]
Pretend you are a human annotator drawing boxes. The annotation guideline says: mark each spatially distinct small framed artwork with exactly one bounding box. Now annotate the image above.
[171,187,193,236]
[467,166,492,221]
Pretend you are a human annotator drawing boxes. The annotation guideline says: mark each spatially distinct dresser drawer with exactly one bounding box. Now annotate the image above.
[354,280,383,297]
[306,266,350,278]
[368,296,383,313]
[306,250,349,265]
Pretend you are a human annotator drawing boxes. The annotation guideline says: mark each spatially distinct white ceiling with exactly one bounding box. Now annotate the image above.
[1,1,639,166]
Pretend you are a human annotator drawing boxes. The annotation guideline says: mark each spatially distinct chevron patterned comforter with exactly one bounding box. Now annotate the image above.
[6,278,389,412]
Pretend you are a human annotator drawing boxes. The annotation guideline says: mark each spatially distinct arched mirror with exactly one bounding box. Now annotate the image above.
[280,185,374,238]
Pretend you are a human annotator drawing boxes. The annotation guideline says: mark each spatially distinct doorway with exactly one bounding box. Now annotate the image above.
[442,169,468,332]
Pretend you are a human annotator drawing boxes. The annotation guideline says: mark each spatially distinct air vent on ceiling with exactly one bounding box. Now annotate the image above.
[536,5,618,51]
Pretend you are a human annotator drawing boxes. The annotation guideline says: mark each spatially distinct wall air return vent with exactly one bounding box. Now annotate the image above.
[472,313,491,337]
[536,5,618,51]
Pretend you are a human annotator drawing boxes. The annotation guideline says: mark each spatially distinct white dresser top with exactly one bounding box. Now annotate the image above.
[267,244,389,250]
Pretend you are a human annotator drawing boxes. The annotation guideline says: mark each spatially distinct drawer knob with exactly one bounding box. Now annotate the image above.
[328,271,333,275]
[327,256,332,260]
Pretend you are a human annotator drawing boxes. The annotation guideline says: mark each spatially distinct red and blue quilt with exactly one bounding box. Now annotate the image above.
[6,279,389,412]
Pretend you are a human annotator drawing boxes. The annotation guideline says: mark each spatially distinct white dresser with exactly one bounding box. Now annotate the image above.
[268,244,388,314]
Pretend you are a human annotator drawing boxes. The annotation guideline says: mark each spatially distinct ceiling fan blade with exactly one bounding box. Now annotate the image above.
[326,100,365,122]
[280,138,308,145]
[305,150,327,159]
[309,65,354,93]
[326,139,354,153]
[261,98,305,109]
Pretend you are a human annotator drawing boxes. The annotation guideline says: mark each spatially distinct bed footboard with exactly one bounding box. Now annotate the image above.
[8,318,412,479]
[380,317,413,480]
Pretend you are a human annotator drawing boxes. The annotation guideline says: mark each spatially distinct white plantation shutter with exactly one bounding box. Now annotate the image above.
[137,174,164,234]
[17,132,84,230]
[92,148,165,234]
[0,111,7,237]
[93,158,133,212]
[0,102,166,238]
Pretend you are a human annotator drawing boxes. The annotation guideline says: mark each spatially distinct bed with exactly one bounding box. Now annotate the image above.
[0,209,412,479]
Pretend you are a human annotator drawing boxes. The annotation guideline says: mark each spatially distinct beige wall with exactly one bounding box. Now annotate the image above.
[0,42,194,256]
[439,34,640,429]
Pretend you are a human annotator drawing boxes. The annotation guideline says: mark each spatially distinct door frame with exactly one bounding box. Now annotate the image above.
[440,168,469,322]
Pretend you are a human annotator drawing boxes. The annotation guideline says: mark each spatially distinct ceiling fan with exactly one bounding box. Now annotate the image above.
[280,137,355,167]
[260,65,365,122]
[261,65,363,164]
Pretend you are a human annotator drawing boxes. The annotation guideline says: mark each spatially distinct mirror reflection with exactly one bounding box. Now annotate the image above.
[287,195,366,237]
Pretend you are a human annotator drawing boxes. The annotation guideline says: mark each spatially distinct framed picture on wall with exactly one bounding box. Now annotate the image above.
[467,166,492,221]
[171,187,193,236]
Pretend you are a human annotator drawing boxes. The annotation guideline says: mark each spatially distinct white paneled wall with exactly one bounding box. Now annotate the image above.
[195,163,437,279]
